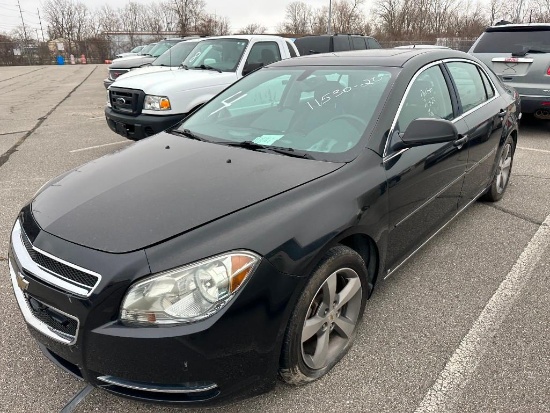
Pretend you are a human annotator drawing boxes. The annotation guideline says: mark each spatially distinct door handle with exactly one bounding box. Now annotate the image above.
[498,109,507,118]
[453,134,468,149]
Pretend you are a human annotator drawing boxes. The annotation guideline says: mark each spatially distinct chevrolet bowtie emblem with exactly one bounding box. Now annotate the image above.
[16,272,29,291]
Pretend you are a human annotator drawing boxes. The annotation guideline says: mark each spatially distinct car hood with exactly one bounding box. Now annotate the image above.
[32,133,341,253]
[111,69,237,95]
[115,65,174,81]
[109,56,156,69]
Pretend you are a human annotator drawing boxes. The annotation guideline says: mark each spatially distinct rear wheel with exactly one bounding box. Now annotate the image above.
[482,135,515,202]
[279,245,369,384]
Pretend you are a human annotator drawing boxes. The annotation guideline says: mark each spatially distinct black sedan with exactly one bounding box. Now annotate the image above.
[8,49,520,405]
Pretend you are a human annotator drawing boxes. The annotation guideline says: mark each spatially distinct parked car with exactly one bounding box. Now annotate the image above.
[104,39,186,89]
[111,38,205,83]
[469,23,550,119]
[115,45,146,59]
[294,34,382,55]
[9,48,520,406]
[105,35,299,140]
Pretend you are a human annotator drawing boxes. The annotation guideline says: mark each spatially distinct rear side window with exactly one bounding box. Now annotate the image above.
[294,37,330,55]
[352,37,367,50]
[367,38,382,49]
[473,29,550,53]
[332,36,350,52]
[447,62,487,112]
[478,68,495,99]
[245,42,282,67]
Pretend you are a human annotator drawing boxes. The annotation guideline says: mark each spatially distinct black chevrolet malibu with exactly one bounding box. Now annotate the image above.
[9,49,520,405]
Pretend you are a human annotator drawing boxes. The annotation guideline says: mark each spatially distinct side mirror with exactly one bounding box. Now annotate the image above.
[242,62,263,76]
[400,118,458,148]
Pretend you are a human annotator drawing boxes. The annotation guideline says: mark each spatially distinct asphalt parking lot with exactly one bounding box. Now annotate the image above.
[0,65,549,413]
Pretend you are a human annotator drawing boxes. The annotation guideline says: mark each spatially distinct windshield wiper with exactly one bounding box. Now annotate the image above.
[512,48,548,56]
[219,141,315,159]
[221,140,266,150]
[180,64,189,70]
[170,128,208,142]
[197,64,222,73]
[269,146,315,160]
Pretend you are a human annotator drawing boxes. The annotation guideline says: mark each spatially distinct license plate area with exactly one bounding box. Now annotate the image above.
[115,122,128,137]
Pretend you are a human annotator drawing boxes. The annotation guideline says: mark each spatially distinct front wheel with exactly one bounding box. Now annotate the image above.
[482,135,515,202]
[279,245,369,385]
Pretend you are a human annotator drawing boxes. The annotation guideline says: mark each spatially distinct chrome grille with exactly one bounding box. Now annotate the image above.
[21,231,98,288]
[11,220,101,297]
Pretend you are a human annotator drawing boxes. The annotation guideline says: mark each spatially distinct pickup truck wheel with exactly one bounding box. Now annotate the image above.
[279,245,368,384]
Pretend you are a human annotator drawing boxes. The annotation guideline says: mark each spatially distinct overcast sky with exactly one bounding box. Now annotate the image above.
[0,0,370,36]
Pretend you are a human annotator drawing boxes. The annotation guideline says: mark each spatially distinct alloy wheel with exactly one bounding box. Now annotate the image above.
[496,143,513,193]
[301,268,362,370]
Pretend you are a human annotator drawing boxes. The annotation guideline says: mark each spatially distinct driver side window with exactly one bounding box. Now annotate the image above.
[397,65,453,132]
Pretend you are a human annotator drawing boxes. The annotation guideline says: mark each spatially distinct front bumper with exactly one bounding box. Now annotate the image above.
[103,78,113,89]
[8,212,302,405]
[105,107,185,141]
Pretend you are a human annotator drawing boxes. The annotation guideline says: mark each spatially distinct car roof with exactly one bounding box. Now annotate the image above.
[486,23,550,31]
[269,48,472,68]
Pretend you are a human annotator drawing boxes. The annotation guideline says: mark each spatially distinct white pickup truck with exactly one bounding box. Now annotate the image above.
[105,35,299,140]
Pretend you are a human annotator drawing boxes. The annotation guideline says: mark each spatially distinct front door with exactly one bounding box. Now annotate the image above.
[384,64,469,271]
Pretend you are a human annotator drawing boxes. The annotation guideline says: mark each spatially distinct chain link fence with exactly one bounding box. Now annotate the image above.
[381,38,477,52]
[1,36,479,66]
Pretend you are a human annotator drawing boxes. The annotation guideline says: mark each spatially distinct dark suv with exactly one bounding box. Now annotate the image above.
[294,34,381,56]
[469,24,550,119]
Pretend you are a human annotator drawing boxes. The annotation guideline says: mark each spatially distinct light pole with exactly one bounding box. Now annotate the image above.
[327,0,332,34]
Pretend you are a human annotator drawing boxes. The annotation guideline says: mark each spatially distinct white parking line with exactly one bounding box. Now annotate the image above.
[517,146,550,154]
[69,141,129,153]
[414,212,550,413]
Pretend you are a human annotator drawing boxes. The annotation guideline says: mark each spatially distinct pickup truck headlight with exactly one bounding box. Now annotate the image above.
[120,251,260,325]
[144,95,171,111]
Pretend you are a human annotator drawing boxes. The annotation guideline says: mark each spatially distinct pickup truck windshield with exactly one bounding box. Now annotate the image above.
[182,39,249,72]
[153,41,201,67]
[148,40,180,58]
[178,66,394,162]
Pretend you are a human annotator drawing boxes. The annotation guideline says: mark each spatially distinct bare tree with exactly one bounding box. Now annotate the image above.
[239,23,267,34]
[331,0,366,34]
[281,1,313,35]
[311,6,329,34]
[43,0,90,54]
[172,0,206,35]
[198,14,230,35]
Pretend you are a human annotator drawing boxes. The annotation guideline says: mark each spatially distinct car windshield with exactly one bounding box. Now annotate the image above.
[139,43,157,55]
[130,45,144,53]
[473,28,550,53]
[148,41,180,58]
[181,39,249,72]
[153,41,201,67]
[177,66,394,162]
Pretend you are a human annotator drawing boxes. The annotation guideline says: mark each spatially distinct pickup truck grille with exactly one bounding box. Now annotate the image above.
[109,87,145,115]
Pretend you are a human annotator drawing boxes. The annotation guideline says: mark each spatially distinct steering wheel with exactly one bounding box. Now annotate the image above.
[328,114,368,131]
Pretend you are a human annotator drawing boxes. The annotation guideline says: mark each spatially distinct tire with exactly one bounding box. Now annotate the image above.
[279,245,369,385]
[481,135,515,202]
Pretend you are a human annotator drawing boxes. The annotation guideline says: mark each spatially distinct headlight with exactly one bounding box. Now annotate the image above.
[120,251,260,325]
[106,89,111,107]
[144,95,171,111]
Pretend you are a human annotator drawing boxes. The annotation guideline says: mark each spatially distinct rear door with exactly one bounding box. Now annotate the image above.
[444,60,505,207]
